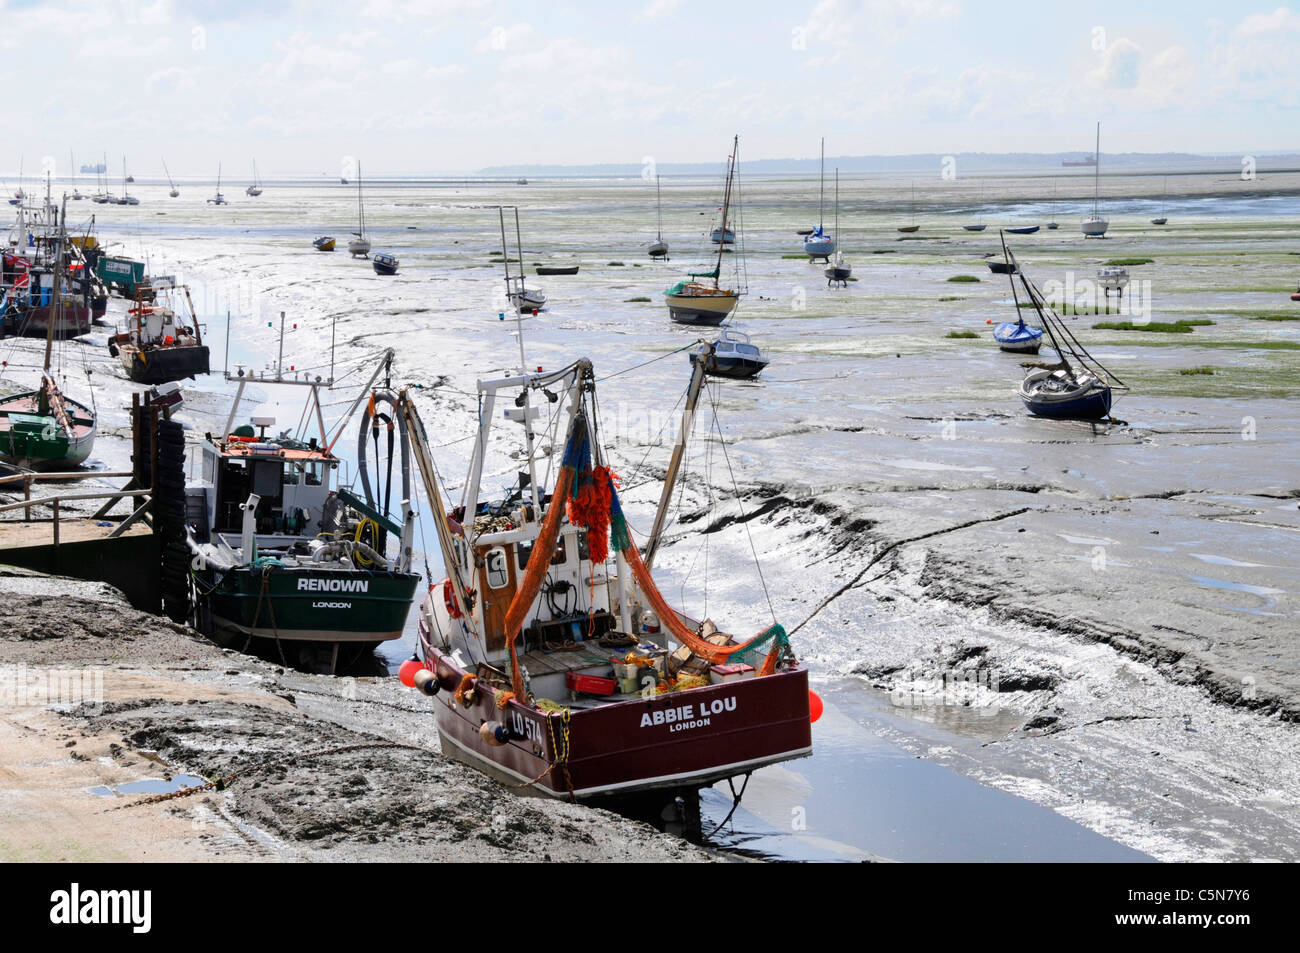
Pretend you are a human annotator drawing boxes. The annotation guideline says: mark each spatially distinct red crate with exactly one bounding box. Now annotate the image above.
[566,672,616,695]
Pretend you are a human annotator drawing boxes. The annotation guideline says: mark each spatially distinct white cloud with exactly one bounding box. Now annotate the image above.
[639,0,681,18]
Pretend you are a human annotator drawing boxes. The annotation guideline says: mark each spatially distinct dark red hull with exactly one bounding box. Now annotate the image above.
[426,643,812,799]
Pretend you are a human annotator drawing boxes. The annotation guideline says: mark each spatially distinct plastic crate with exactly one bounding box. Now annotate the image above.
[566,672,616,695]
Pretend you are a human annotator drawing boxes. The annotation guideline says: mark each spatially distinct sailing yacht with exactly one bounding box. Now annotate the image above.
[1151,177,1168,225]
[1000,233,1126,419]
[648,174,669,260]
[803,138,836,260]
[897,182,919,232]
[207,163,228,205]
[246,159,263,197]
[1081,122,1108,237]
[664,136,744,325]
[116,158,139,205]
[498,206,545,313]
[963,183,986,231]
[163,158,180,197]
[824,170,852,286]
[348,163,371,258]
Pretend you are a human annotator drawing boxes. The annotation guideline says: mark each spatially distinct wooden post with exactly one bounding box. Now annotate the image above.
[23,477,31,520]
[52,499,59,549]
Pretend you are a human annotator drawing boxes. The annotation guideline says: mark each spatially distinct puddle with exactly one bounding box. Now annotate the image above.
[702,678,1152,862]
[89,774,206,798]
[1190,553,1268,568]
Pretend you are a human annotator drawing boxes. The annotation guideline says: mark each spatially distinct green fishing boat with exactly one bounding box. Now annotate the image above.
[188,334,419,672]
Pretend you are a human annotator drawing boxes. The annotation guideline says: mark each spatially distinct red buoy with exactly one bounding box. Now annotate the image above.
[398,658,423,688]
[808,690,824,724]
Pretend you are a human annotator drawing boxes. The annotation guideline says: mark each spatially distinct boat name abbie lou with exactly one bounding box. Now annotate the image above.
[640,695,738,730]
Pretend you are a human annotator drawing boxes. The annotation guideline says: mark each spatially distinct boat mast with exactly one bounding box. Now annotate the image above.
[655,174,663,242]
[45,195,68,375]
[818,137,825,231]
[713,135,738,289]
[644,341,712,570]
[834,168,839,245]
[1093,121,1100,217]
[356,162,365,239]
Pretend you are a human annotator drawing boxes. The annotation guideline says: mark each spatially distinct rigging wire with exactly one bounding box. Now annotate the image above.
[706,379,778,623]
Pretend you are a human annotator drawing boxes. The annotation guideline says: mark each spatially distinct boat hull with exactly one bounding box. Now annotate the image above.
[803,236,835,260]
[664,288,739,325]
[11,300,93,338]
[119,344,211,384]
[313,237,336,252]
[897,224,920,233]
[1018,377,1112,420]
[648,242,669,260]
[200,565,420,644]
[690,351,768,379]
[426,643,812,800]
[962,224,987,231]
[1005,226,1040,234]
[536,266,579,276]
[993,322,1043,354]
[1081,217,1109,237]
[824,265,852,286]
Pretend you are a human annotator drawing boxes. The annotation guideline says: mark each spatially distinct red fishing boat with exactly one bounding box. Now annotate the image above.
[397,348,812,825]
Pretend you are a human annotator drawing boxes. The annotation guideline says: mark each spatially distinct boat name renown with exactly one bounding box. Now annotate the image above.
[297,578,370,593]
[640,696,737,729]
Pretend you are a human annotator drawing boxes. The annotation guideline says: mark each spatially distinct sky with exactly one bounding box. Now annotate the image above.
[3,0,1300,176]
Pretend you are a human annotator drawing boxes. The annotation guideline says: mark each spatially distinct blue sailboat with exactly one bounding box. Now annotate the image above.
[997,232,1127,421]
[993,316,1043,354]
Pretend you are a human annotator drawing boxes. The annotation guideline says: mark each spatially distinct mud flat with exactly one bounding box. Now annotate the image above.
[0,570,712,862]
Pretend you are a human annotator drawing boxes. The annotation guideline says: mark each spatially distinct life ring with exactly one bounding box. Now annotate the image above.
[443,578,474,618]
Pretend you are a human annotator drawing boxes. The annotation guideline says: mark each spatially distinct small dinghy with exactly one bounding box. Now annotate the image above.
[1290,286,1300,302]
[690,328,769,379]
[993,316,1044,354]
[536,265,579,276]
[987,259,1018,275]
[998,232,1127,421]
[963,224,987,232]
[1046,222,1059,230]
[313,236,336,252]
[372,252,399,275]
[1005,225,1039,234]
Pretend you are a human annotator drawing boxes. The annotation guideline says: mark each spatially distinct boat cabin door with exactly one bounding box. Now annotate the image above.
[477,543,517,652]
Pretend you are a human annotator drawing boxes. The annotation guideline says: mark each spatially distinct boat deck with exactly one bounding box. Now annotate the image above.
[520,644,615,677]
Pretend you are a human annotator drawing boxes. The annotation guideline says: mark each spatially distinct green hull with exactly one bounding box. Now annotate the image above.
[203,565,420,643]
[0,394,97,471]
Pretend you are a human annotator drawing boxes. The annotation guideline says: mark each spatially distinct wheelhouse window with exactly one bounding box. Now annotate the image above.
[485,547,510,589]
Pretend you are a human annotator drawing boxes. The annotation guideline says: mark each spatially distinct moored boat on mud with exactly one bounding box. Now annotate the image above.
[397,346,811,819]
[665,136,744,326]
[108,284,211,384]
[997,232,1127,420]
[187,343,420,672]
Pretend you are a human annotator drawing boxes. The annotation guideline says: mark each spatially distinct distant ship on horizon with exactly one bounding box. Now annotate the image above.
[1062,155,1097,167]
